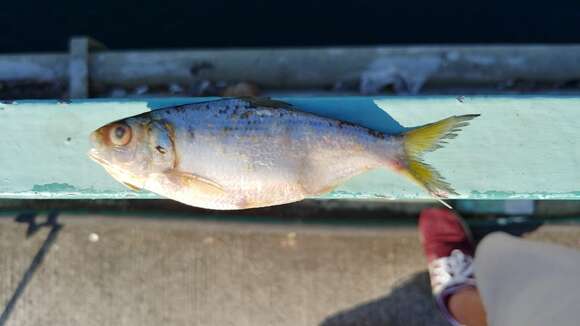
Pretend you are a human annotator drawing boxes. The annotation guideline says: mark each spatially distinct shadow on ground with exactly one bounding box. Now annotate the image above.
[321,271,447,326]
[0,211,62,326]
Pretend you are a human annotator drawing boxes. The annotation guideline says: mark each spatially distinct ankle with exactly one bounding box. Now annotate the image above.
[448,287,487,326]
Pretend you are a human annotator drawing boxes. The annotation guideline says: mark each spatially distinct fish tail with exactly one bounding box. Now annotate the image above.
[399,114,480,198]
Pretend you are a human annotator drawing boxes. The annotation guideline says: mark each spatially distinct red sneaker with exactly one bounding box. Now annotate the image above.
[419,208,476,325]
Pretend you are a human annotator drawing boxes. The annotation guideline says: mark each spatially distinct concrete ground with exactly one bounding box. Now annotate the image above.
[0,212,579,326]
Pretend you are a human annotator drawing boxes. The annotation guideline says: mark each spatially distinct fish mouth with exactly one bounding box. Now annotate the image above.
[88,149,110,167]
[88,148,146,190]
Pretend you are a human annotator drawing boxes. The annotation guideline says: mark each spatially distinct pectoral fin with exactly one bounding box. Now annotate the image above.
[103,165,143,192]
[162,170,226,196]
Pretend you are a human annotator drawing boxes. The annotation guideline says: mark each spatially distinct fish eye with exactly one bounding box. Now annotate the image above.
[109,123,132,146]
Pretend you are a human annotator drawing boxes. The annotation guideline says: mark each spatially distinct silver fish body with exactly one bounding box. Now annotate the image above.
[89,98,477,209]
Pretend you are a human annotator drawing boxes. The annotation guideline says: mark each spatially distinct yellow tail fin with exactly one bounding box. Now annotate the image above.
[402,114,479,197]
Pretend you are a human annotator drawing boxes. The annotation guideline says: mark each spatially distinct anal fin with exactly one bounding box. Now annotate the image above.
[122,182,141,191]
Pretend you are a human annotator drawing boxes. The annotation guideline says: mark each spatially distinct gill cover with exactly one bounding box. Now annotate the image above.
[147,119,177,170]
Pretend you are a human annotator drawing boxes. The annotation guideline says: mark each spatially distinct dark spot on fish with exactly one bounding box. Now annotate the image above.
[0,107,4,111]
[66,137,72,142]
[328,122,333,127]
[456,96,465,103]
[187,127,195,139]
[156,145,167,154]
[367,129,385,139]
[223,126,233,132]
[338,120,355,129]
[240,111,253,119]
[189,62,214,76]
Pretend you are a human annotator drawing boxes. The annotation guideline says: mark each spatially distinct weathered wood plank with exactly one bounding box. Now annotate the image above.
[0,96,578,200]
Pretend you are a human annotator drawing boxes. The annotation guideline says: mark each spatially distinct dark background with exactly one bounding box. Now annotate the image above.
[1,0,580,52]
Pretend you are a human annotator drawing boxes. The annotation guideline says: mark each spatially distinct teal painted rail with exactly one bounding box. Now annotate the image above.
[0,96,578,200]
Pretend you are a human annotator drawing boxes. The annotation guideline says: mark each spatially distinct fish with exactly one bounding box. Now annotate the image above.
[88,97,478,210]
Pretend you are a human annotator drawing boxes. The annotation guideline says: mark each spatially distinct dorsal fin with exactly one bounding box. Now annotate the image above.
[236,97,294,109]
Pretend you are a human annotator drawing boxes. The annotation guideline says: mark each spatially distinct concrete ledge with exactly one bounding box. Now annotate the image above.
[0,96,579,200]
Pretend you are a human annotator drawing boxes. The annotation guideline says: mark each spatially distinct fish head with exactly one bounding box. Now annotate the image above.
[88,116,176,189]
